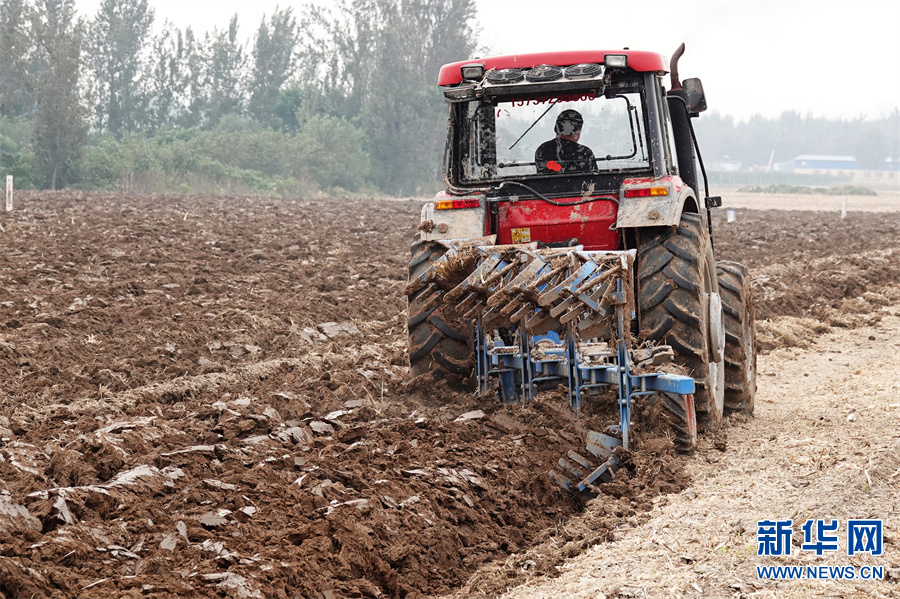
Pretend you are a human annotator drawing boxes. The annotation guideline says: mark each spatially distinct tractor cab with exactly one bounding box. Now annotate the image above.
[429,50,710,251]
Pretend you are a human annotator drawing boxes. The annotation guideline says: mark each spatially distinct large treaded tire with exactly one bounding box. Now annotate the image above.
[637,212,725,433]
[652,391,698,454]
[717,261,757,415]
[407,240,474,385]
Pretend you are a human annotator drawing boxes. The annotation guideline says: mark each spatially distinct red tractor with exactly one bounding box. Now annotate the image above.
[405,46,755,487]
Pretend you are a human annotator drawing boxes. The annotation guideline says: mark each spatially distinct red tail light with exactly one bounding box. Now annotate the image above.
[435,198,480,210]
[623,186,668,198]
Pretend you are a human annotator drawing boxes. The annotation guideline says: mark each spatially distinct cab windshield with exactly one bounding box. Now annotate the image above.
[459,88,651,183]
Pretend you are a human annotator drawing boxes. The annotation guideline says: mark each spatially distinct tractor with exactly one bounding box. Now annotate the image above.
[405,45,756,492]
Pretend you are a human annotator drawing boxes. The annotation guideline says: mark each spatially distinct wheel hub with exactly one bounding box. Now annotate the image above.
[707,291,726,417]
[708,292,725,363]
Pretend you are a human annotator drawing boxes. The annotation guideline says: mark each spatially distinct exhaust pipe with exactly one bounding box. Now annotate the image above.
[669,42,685,91]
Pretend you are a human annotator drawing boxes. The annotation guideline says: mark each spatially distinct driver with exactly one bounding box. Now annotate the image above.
[535,109,597,174]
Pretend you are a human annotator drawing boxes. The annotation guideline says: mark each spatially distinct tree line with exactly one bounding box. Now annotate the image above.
[0,0,477,194]
[0,1,895,195]
[694,109,900,171]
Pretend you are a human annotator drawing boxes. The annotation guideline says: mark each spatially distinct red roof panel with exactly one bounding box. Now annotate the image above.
[438,50,667,86]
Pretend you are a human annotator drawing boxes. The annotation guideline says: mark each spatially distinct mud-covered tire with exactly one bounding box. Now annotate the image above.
[637,212,725,432]
[407,240,474,385]
[645,390,698,454]
[717,261,757,415]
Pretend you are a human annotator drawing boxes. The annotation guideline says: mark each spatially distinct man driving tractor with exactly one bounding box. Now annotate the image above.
[534,109,597,173]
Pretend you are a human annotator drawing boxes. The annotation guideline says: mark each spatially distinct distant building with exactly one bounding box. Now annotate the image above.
[709,160,742,172]
[879,157,900,172]
[793,155,857,174]
[793,154,898,181]
[862,158,900,182]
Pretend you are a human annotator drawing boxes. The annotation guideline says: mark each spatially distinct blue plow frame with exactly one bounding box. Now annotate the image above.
[409,242,696,493]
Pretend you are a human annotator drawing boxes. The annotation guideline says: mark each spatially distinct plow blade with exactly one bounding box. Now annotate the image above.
[549,432,623,493]
[405,239,696,494]
[407,240,631,336]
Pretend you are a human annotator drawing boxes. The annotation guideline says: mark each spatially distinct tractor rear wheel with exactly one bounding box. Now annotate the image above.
[407,240,474,385]
[637,212,725,434]
[717,261,757,415]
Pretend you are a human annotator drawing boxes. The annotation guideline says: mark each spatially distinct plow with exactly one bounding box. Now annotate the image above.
[406,45,757,494]
[406,239,697,492]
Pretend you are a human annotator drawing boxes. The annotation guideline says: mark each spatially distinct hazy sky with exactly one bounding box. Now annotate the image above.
[74,0,900,122]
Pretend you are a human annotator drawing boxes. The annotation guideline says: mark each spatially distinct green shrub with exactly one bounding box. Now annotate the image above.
[294,114,370,191]
[0,118,35,188]
[737,184,877,196]
[78,114,373,195]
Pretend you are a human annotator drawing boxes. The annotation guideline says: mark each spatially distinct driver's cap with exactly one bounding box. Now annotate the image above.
[555,109,584,135]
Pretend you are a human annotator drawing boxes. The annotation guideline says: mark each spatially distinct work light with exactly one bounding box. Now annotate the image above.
[460,63,485,81]
[604,54,628,68]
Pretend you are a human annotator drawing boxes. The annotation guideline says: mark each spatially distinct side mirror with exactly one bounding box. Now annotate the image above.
[683,78,707,114]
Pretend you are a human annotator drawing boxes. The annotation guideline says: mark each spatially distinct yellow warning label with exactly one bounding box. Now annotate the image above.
[511,228,531,243]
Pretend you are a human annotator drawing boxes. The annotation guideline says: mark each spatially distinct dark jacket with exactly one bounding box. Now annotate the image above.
[535,138,596,173]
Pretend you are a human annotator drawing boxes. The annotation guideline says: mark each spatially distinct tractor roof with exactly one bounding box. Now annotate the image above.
[438,50,668,86]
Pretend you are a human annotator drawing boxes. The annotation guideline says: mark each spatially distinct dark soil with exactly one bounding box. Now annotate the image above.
[712,209,900,322]
[0,192,896,599]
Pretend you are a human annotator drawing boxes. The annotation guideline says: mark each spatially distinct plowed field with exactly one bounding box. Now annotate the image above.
[0,191,897,599]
